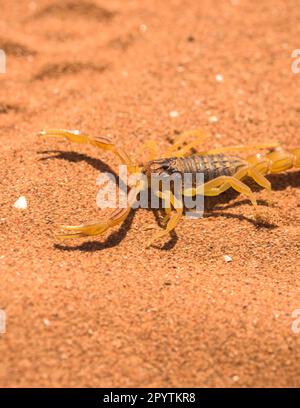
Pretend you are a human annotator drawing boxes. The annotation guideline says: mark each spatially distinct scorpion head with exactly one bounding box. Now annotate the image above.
[142,158,177,178]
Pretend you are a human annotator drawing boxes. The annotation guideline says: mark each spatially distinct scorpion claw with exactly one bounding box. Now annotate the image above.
[146,230,169,248]
[56,222,110,239]
[253,212,270,224]
[146,237,157,248]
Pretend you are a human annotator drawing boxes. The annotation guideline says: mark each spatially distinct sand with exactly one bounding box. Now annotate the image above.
[0,0,299,387]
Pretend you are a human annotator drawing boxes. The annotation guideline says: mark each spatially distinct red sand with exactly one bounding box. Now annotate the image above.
[0,0,300,387]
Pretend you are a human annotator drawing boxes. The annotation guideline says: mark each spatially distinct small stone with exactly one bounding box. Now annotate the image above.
[139,24,147,33]
[208,115,218,123]
[232,375,239,382]
[13,196,27,210]
[224,255,232,263]
[43,319,50,327]
[215,74,223,82]
[169,110,179,118]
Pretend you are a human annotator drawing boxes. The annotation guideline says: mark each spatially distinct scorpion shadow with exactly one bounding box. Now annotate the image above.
[38,150,126,191]
[39,149,300,251]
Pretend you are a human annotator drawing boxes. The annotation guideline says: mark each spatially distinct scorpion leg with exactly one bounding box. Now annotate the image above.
[147,191,183,247]
[202,174,273,222]
[153,191,173,225]
[144,140,159,161]
[163,129,207,158]
[212,165,272,202]
[181,171,257,206]
[164,131,278,158]
[39,129,138,173]
[247,166,271,191]
[201,175,272,220]
[132,129,206,164]
[57,207,131,239]
[200,176,258,207]
[162,207,172,225]
[242,164,273,205]
[136,139,159,162]
[203,142,279,155]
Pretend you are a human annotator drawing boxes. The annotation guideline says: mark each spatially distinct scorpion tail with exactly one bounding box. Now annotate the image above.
[264,147,300,173]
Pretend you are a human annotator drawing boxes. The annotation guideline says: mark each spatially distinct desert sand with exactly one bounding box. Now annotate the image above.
[0,0,300,387]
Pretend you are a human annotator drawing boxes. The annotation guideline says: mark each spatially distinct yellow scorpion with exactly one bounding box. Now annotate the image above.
[39,129,300,247]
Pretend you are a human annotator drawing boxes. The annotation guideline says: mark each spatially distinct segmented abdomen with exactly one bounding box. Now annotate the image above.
[174,154,246,182]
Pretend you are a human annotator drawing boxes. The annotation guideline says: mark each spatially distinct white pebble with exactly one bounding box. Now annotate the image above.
[169,110,179,118]
[208,115,218,123]
[215,74,223,82]
[13,196,27,210]
[224,255,232,263]
[43,319,50,327]
[139,24,147,33]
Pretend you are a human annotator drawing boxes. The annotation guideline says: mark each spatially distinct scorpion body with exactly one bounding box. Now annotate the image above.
[144,154,247,182]
[145,149,300,181]
[39,129,300,246]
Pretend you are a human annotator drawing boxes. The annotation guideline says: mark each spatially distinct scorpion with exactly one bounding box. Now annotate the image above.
[39,128,300,247]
